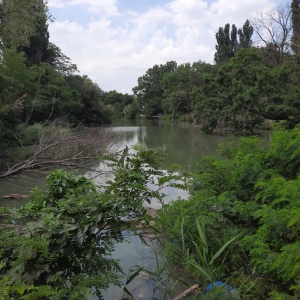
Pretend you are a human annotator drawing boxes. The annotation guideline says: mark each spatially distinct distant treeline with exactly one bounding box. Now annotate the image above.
[133,1,300,134]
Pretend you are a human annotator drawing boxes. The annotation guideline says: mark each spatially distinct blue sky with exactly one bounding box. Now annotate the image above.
[47,0,290,93]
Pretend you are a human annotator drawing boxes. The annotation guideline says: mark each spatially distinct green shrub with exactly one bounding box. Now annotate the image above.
[155,125,300,298]
[15,123,43,145]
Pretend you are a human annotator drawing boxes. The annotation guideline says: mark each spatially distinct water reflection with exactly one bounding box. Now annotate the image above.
[97,232,157,300]
[112,119,240,172]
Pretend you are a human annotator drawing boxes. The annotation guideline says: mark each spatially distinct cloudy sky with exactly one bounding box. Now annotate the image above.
[47,0,288,93]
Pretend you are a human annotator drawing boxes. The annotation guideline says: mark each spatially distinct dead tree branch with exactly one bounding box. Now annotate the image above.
[0,119,121,178]
[252,3,292,64]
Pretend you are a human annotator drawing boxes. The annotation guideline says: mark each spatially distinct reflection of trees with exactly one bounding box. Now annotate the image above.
[136,121,238,172]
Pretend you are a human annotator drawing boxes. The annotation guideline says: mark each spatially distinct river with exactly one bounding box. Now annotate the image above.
[0,119,249,299]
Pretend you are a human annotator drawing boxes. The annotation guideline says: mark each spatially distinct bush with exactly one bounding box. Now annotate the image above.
[155,125,300,298]
[15,123,43,145]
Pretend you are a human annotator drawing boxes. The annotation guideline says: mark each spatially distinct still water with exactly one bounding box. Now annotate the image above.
[0,120,244,299]
[0,120,240,199]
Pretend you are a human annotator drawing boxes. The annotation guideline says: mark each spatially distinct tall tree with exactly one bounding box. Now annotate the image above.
[46,43,78,76]
[238,19,254,49]
[162,63,199,120]
[0,0,48,51]
[214,24,231,64]
[291,0,300,53]
[18,0,50,65]
[215,21,254,64]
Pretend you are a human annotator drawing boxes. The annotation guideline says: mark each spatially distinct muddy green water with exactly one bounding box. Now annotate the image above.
[0,120,268,299]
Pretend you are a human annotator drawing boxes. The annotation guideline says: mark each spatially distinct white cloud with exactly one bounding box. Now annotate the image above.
[48,0,65,8]
[66,0,120,15]
[210,0,275,26]
[48,0,289,93]
[167,0,210,27]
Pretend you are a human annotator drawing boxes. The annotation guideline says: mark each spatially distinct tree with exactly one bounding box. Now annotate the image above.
[65,75,112,124]
[123,99,141,119]
[291,0,300,53]
[0,0,49,51]
[238,19,254,49]
[132,61,177,117]
[103,90,134,119]
[162,63,198,120]
[17,0,50,66]
[214,21,254,64]
[45,43,78,76]
[252,3,292,65]
[214,23,234,64]
[0,48,38,142]
[194,48,299,134]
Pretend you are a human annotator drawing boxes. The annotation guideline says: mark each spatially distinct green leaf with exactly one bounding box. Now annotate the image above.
[209,234,239,266]
[189,260,212,282]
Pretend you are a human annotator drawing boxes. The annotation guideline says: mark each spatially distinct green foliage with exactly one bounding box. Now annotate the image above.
[103,145,166,218]
[132,61,177,117]
[187,218,239,285]
[0,146,179,299]
[0,0,113,153]
[193,48,300,134]
[155,125,300,298]
[214,23,238,64]
[0,0,48,49]
[162,63,196,120]
[123,99,141,119]
[214,20,253,64]
[15,123,43,146]
[103,90,134,119]
[291,0,300,53]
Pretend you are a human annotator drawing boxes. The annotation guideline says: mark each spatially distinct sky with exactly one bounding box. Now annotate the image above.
[47,0,289,94]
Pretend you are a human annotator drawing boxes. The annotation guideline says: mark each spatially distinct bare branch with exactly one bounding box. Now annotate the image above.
[252,3,292,64]
[0,120,122,178]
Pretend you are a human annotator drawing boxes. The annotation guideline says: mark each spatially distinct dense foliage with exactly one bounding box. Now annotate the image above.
[0,146,169,299]
[0,0,137,153]
[155,124,300,299]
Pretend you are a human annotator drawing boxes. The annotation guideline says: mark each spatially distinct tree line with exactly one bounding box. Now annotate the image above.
[0,0,136,150]
[133,1,300,134]
[2,0,299,144]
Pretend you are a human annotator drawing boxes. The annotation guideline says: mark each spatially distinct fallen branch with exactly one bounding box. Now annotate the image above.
[0,224,24,229]
[174,284,200,300]
[0,119,122,178]
[2,194,28,199]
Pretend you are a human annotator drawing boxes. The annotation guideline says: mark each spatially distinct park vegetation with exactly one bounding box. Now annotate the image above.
[1,0,300,299]
[0,146,174,299]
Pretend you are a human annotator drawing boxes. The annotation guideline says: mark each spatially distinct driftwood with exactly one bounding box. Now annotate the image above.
[2,194,28,199]
[174,284,200,300]
[0,223,24,229]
